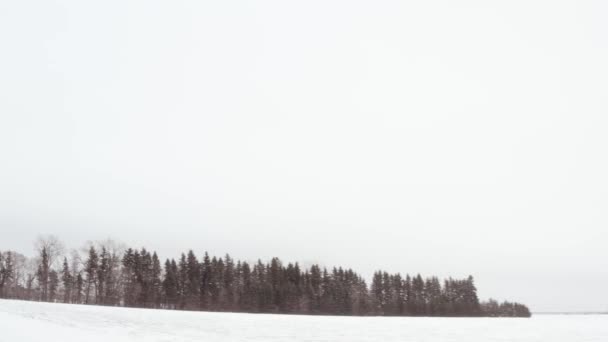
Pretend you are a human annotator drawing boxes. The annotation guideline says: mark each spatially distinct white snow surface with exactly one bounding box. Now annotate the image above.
[1,299,607,342]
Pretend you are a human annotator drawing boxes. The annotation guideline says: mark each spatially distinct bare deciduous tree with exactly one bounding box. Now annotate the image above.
[35,235,65,268]
[34,235,65,301]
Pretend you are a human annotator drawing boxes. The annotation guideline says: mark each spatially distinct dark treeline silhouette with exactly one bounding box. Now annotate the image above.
[0,236,531,317]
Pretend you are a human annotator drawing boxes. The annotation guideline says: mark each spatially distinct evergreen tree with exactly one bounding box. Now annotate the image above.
[162,259,178,309]
[121,248,138,306]
[309,265,322,313]
[404,274,413,315]
[84,246,98,304]
[390,273,404,315]
[269,258,282,312]
[97,247,109,304]
[137,248,153,307]
[0,252,4,298]
[371,271,384,314]
[223,254,235,311]
[177,253,188,309]
[319,268,335,314]
[103,249,120,306]
[36,247,50,301]
[48,270,59,302]
[425,277,442,316]
[184,250,200,310]
[74,272,84,304]
[0,237,532,318]
[151,252,162,308]
[239,261,255,312]
[199,252,212,310]
[412,274,425,315]
[61,257,72,303]
[0,251,14,298]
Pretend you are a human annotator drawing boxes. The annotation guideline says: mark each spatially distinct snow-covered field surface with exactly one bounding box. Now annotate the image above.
[1,299,607,342]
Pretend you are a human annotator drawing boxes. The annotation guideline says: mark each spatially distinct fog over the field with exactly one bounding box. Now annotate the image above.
[1,0,607,312]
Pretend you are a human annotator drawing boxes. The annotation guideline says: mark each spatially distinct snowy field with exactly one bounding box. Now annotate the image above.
[1,299,607,342]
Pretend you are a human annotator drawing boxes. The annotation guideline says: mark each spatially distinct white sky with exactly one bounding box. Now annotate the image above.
[1,0,607,312]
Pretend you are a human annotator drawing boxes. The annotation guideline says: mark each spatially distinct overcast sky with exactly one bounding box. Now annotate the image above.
[1,0,607,312]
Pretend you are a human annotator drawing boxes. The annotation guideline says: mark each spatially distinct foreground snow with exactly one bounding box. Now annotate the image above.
[1,299,607,342]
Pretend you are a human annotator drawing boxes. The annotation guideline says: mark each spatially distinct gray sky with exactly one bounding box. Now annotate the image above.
[1,0,607,312]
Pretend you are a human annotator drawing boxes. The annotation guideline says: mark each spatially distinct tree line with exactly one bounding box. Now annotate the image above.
[0,235,531,317]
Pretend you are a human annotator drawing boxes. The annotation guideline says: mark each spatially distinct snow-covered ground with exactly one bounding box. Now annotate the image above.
[1,299,607,342]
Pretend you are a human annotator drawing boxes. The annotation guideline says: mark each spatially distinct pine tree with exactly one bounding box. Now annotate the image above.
[412,274,425,315]
[404,274,413,315]
[0,251,14,298]
[239,261,254,312]
[177,253,187,309]
[49,270,59,302]
[151,252,162,308]
[184,250,200,310]
[75,273,84,304]
[382,272,394,315]
[0,237,533,318]
[103,249,120,306]
[371,271,384,314]
[199,252,212,310]
[319,268,334,314]
[26,273,35,300]
[209,256,220,310]
[162,259,178,309]
[96,247,109,304]
[36,247,50,301]
[425,277,442,316]
[223,254,235,311]
[442,279,455,315]
[390,273,404,315]
[138,249,153,307]
[121,248,137,306]
[463,275,480,316]
[61,257,72,303]
[84,246,98,304]
[0,251,4,298]
[269,257,282,312]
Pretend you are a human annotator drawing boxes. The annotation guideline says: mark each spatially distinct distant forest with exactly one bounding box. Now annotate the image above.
[0,236,531,317]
